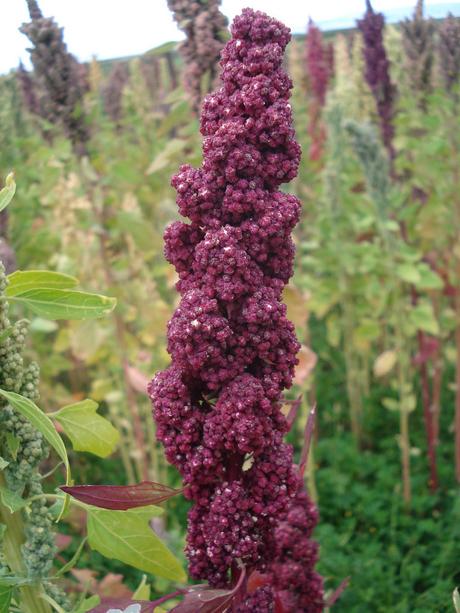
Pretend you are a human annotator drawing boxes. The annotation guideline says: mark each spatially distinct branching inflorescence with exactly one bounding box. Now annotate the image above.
[167,0,228,114]
[358,0,396,162]
[20,0,88,153]
[149,8,323,610]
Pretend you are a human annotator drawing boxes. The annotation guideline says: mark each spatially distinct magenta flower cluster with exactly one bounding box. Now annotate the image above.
[149,8,311,592]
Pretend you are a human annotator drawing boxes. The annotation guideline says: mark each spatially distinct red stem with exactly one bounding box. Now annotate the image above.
[418,331,438,491]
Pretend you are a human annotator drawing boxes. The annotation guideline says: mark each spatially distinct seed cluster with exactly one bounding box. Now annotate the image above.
[20,0,89,152]
[167,0,228,113]
[358,0,396,160]
[150,8,304,587]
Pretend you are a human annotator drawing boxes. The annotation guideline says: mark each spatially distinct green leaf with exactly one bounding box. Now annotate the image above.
[132,574,150,600]
[9,289,116,320]
[0,486,26,513]
[87,506,186,582]
[0,390,70,488]
[414,264,444,290]
[53,399,119,458]
[0,457,8,470]
[0,584,12,613]
[55,536,88,578]
[6,270,78,297]
[382,397,399,411]
[409,302,440,335]
[0,173,16,213]
[395,264,420,284]
[72,595,100,613]
[6,433,19,460]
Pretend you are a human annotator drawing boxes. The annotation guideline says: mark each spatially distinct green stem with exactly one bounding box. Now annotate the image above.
[0,473,51,613]
[343,292,363,444]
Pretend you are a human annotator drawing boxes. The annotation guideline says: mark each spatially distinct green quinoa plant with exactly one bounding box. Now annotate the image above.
[0,175,186,612]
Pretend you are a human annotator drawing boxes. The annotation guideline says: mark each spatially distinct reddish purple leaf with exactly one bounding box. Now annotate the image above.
[299,404,316,478]
[324,577,350,607]
[171,567,246,612]
[61,481,182,510]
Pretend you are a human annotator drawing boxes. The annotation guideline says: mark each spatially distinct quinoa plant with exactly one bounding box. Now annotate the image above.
[0,260,68,613]
[20,0,89,154]
[305,19,332,161]
[149,8,324,610]
[438,13,460,97]
[357,0,397,163]
[401,0,435,109]
[103,63,130,125]
[167,0,228,114]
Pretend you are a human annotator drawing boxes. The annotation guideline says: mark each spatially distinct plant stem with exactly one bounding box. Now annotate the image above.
[455,285,460,483]
[0,473,51,613]
[395,319,411,506]
[417,330,438,491]
[343,297,363,444]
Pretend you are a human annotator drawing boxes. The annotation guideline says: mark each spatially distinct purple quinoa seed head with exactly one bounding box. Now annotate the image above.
[150,8,324,607]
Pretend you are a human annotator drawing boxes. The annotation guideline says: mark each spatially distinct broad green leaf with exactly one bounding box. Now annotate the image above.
[0,390,70,488]
[53,399,119,458]
[9,289,116,320]
[6,270,78,297]
[87,506,186,582]
[0,486,26,513]
[395,264,420,284]
[409,302,440,335]
[0,173,16,213]
[0,458,8,470]
[0,584,12,613]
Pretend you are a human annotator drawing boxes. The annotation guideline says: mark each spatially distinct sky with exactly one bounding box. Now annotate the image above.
[2,0,459,74]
